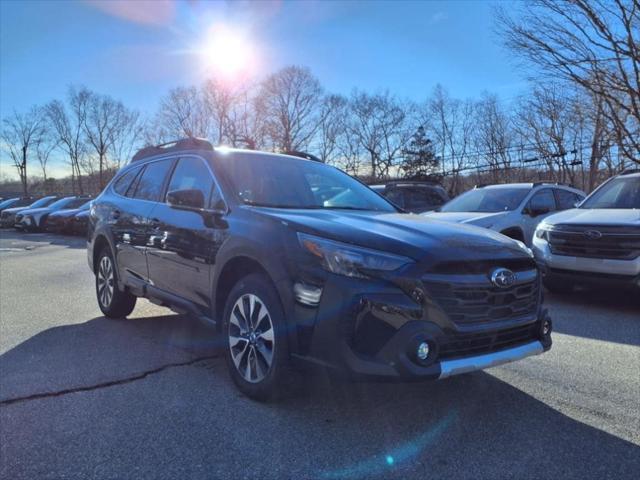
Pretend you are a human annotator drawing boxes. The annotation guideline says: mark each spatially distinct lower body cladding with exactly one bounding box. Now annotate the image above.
[289,273,552,381]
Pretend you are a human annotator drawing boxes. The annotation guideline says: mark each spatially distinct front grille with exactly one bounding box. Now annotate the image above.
[439,323,538,360]
[422,274,539,326]
[548,224,640,260]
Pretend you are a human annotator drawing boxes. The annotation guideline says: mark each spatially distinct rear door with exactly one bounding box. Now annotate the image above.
[112,159,174,284]
[146,155,227,308]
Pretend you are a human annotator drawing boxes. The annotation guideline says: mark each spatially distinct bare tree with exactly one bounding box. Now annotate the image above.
[35,129,58,183]
[316,94,348,164]
[83,90,134,188]
[258,66,323,152]
[497,0,640,163]
[347,90,415,179]
[473,93,514,183]
[150,86,210,143]
[423,85,475,193]
[45,87,90,194]
[1,106,46,195]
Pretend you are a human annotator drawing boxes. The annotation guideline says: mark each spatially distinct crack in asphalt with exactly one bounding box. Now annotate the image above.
[0,355,219,407]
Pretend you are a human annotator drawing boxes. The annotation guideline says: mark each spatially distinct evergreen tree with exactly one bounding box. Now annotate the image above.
[400,126,440,180]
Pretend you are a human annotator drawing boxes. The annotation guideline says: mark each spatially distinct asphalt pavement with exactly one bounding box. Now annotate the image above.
[0,230,638,479]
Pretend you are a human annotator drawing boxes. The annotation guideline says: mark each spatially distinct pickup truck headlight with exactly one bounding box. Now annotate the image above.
[298,233,412,278]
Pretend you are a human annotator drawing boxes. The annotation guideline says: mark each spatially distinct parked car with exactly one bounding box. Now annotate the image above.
[88,138,552,401]
[70,208,91,236]
[0,197,35,214]
[0,196,59,228]
[533,169,640,293]
[15,196,91,232]
[423,182,586,245]
[369,181,449,213]
[45,200,92,234]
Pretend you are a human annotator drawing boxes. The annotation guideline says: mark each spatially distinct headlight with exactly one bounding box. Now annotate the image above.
[535,224,551,240]
[298,233,412,278]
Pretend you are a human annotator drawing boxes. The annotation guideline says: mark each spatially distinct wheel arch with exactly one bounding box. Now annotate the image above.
[214,255,277,330]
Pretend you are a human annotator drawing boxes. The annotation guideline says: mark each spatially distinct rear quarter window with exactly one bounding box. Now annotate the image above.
[113,167,142,196]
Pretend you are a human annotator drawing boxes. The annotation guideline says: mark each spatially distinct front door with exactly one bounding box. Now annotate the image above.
[146,156,228,308]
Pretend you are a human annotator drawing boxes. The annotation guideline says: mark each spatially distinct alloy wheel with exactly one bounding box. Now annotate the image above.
[97,255,114,308]
[228,293,275,383]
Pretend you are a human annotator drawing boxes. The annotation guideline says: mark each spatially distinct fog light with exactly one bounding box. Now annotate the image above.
[293,282,322,306]
[417,342,430,360]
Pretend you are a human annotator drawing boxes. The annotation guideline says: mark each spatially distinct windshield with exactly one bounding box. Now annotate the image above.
[0,198,18,208]
[581,176,640,209]
[441,187,529,212]
[217,153,397,212]
[28,196,57,208]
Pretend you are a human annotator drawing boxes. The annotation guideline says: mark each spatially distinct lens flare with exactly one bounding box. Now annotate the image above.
[200,24,254,77]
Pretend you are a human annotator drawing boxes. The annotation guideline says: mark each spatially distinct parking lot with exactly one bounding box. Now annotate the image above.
[0,230,638,479]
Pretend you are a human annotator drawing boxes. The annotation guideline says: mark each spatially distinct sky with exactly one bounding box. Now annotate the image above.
[0,0,527,177]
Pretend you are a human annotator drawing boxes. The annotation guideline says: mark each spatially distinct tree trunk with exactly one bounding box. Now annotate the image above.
[21,146,28,196]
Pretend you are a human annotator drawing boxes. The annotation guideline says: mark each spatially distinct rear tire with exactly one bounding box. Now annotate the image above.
[95,247,137,318]
[222,273,291,401]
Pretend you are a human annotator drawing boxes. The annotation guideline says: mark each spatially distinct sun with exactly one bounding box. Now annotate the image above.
[200,25,254,78]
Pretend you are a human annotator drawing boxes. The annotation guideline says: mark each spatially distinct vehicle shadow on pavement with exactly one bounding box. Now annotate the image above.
[0,314,223,403]
[1,313,638,479]
[546,289,640,346]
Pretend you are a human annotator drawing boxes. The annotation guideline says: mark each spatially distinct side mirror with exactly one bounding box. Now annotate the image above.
[167,189,205,210]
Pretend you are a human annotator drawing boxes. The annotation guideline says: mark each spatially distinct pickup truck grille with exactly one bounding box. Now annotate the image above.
[422,271,539,326]
[439,323,538,360]
[548,225,640,260]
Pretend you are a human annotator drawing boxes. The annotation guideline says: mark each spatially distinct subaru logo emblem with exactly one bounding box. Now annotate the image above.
[584,230,602,240]
[491,268,516,288]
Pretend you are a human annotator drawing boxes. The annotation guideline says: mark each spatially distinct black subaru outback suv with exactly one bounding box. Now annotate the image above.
[88,138,552,400]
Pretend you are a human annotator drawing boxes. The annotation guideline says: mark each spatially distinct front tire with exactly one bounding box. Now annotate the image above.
[95,247,137,318]
[222,273,290,401]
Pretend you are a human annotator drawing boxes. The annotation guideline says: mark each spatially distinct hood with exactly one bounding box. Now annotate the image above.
[2,206,30,215]
[422,211,509,226]
[251,208,530,263]
[19,207,51,216]
[542,208,640,227]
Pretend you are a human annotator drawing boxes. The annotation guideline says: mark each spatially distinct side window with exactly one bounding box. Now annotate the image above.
[132,159,174,202]
[384,189,405,208]
[555,189,582,210]
[113,167,141,196]
[166,157,214,205]
[528,189,556,213]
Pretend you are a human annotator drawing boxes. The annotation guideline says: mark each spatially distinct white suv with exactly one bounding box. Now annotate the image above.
[424,182,586,245]
[532,170,640,292]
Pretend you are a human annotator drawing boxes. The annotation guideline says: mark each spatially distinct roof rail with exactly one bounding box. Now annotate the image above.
[532,181,576,188]
[620,168,640,175]
[131,138,213,163]
[284,150,323,162]
[384,180,443,187]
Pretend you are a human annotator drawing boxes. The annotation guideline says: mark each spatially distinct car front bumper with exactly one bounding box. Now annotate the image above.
[287,269,551,381]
